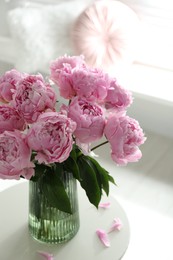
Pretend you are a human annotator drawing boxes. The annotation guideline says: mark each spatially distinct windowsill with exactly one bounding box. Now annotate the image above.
[123,63,173,103]
[118,63,173,139]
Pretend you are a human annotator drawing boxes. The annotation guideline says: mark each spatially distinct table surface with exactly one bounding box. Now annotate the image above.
[0,181,130,260]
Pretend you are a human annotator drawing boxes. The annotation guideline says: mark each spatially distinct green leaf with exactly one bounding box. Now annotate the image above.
[30,163,47,182]
[108,174,116,185]
[90,160,102,193]
[78,156,101,208]
[63,156,80,181]
[54,162,63,175]
[41,169,72,214]
[87,156,116,195]
[70,146,77,161]
[87,157,110,195]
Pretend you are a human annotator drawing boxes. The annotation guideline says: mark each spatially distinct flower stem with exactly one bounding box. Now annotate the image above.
[91,141,108,151]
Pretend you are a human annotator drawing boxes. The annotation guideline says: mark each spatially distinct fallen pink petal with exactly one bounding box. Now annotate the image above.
[108,218,123,233]
[96,229,110,247]
[37,251,54,260]
[98,202,111,209]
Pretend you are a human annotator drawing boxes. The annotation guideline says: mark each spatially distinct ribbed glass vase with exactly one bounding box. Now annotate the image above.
[28,171,80,244]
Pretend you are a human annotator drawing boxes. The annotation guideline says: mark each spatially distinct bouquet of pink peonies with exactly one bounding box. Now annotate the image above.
[0,55,146,213]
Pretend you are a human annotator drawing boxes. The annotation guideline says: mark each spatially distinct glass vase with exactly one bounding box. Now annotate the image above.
[28,171,80,244]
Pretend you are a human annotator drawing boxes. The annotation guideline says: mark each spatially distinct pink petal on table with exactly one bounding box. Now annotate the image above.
[98,202,111,209]
[108,217,123,233]
[37,251,54,260]
[96,229,110,247]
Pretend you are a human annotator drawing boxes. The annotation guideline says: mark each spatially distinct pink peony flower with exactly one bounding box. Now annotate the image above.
[50,55,86,99]
[12,74,57,123]
[0,69,26,103]
[68,97,105,143]
[0,130,34,180]
[26,112,76,164]
[72,67,110,102]
[104,115,146,165]
[104,78,133,111]
[0,105,26,133]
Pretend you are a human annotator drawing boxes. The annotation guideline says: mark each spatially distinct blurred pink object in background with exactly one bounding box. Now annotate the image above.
[72,0,139,73]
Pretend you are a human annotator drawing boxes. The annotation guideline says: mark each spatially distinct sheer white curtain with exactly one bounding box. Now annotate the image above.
[119,0,173,70]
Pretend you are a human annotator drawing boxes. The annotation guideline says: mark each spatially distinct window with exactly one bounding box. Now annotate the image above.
[118,0,173,70]
[116,1,173,139]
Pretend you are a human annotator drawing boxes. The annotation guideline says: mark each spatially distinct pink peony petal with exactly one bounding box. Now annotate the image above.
[108,218,123,233]
[96,229,110,247]
[98,202,111,209]
[37,251,54,260]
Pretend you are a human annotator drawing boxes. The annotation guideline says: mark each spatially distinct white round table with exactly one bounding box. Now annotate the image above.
[0,182,130,260]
